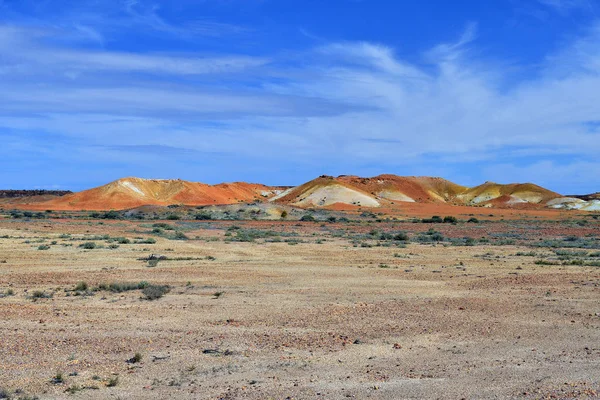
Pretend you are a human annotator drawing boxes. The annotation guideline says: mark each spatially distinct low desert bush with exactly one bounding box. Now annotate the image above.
[142,285,170,300]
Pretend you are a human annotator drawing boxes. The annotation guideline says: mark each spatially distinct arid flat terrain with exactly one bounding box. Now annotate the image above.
[1,212,599,399]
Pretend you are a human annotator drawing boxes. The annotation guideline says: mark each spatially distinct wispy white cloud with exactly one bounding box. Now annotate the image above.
[0,25,268,76]
[1,18,600,192]
[537,0,592,14]
[122,0,248,38]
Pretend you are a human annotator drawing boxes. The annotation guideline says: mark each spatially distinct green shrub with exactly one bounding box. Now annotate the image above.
[37,245,50,250]
[101,210,120,220]
[467,217,479,223]
[134,238,156,244]
[142,285,170,300]
[79,242,97,249]
[166,214,180,220]
[422,216,443,223]
[194,212,212,220]
[172,231,189,240]
[74,282,88,292]
[443,216,458,223]
[300,214,315,222]
[393,232,409,241]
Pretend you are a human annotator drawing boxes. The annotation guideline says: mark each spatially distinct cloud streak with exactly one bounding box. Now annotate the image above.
[0,12,600,193]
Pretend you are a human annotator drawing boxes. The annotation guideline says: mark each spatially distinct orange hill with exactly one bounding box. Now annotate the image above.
[29,177,281,211]
[270,175,561,209]
[11,175,572,211]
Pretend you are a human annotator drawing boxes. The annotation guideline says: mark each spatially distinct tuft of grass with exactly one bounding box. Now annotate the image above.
[74,282,88,292]
[29,290,52,300]
[106,376,119,387]
[51,372,64,384]
[64,385,82,394]
[147,259,160,268]
[127,353,142,364]
[37,245,50,250]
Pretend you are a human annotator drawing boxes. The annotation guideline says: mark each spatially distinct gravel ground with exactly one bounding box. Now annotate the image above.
[0,218,599,399]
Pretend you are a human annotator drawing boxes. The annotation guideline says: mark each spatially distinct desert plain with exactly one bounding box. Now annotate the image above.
[0,208,599,400]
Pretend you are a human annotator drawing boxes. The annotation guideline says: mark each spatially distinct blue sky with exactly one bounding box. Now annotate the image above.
[1,0,599,194]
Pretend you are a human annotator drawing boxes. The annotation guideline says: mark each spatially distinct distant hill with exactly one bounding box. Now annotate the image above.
[7,175,597,211]
[0,190,72,198]
[27,177,283,211]
[0,190,73,207]
[270,175,561,209]
[571,192,600,201]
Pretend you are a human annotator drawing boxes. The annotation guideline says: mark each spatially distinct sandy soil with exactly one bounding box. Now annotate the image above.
[0,217,599,399]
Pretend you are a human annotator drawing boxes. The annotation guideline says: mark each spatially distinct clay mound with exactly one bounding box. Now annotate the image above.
[548,197,600,211]
[272,175,563,210]
[337,175,468,203]
[271,175,380,208]
[455,182,561,206]
[30,177,277,211]
[271,174,468,208]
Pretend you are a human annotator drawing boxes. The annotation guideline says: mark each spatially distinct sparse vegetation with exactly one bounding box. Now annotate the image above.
[95,281,149,293]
